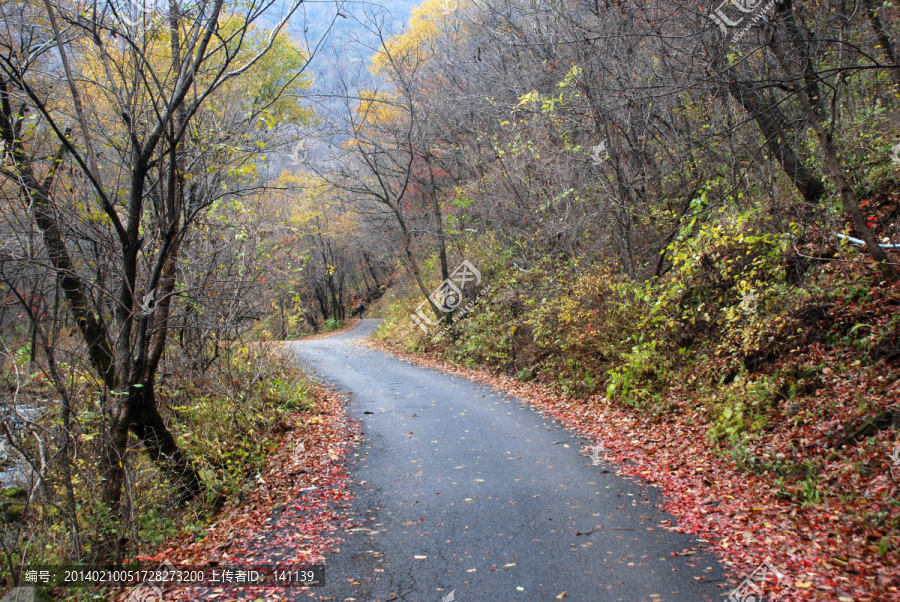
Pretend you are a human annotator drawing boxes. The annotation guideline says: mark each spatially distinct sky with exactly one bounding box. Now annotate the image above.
[269,0,424,172]
[283,0,421,57]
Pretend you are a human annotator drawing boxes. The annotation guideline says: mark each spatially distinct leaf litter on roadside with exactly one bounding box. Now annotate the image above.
[363,338,900,602]
[133,382,362,601]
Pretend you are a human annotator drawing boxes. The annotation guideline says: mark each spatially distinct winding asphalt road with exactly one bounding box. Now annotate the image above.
[287,320,726,602]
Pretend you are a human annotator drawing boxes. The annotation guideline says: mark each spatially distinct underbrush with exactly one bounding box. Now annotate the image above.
[0,345,314,599]
[375,206,900,550]
[251,307,349,340]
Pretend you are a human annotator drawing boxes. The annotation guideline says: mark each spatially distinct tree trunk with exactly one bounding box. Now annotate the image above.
[394,205,443,318]
[775,0,896,280]
[363,252,381,287]
[727,77,826,204]
[360,261,372,291]
[796,88,895,278]
[424,153,450,284]
[316,286,330,320]
[129,383,202,503]
[860,0,900,86]
[145,238,180,380]
[14,137,117,389]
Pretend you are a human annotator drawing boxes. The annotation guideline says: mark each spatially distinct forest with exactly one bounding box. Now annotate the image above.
[0,0,898,599]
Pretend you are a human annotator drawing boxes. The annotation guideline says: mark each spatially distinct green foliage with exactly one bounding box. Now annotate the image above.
[374,193,900,538]
[168,347,312,504]
[13,344,31,366]
[800,475,821,507]
[0,346,313,591]
[377,207,806,407]
[606,340,668,408]
[708,403,747,446]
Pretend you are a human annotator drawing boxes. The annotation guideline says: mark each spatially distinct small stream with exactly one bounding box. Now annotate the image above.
[0,405,44,490]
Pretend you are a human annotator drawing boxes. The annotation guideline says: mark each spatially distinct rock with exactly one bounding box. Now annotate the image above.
[1,587,40,602]
[491,289,518,304]
[3,504,25,521]
[1,488,28,522]
[1,487,26,500]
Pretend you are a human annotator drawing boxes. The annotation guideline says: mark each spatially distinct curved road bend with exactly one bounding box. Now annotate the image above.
[287,319,726,602]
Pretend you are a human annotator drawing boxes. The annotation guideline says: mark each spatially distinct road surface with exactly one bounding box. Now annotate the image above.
[287,320,726,602]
